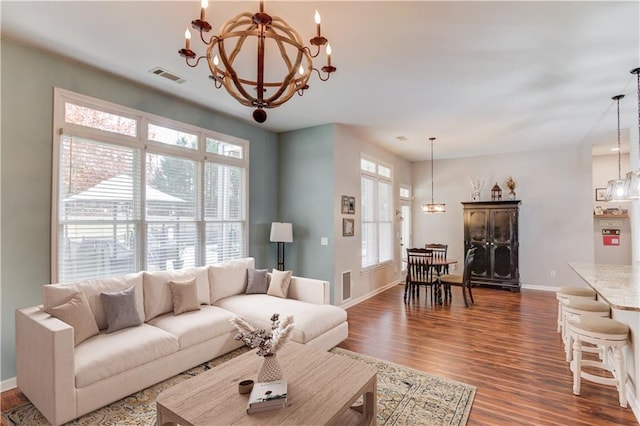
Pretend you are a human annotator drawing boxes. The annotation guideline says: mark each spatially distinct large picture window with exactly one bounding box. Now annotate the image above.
[361,156,393,269]
[53,88,248,282]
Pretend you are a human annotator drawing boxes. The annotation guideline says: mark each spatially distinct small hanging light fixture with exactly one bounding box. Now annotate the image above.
[422,137,446,214]
[604,94,627,202]
[624,67,640,199]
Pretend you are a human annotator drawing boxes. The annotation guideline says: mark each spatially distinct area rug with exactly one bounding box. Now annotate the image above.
[2,347,475,426]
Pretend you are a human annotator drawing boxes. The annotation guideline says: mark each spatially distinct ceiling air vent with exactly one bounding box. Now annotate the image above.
[149,67,187,84]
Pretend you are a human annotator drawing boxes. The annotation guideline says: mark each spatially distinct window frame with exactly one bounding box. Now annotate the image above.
[360,154,394,271]
[52,88,249,282]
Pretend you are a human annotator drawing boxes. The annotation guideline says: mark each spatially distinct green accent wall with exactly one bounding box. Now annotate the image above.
[0,40,278,380]
[278,125,335,300]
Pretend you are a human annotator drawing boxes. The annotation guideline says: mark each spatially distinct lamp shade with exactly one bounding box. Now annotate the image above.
[270,222,293,243]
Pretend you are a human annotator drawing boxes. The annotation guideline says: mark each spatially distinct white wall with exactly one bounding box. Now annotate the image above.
[411,145,595,289]
[333,125,411,304]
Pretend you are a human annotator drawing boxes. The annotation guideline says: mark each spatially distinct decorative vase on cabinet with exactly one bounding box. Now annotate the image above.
[462,200,521,291]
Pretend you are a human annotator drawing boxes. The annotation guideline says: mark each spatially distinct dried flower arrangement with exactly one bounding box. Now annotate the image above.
[505,176,516,191]
[231,313,295,357]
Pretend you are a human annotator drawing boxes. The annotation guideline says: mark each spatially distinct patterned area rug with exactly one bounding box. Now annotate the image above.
[3,347,475,426]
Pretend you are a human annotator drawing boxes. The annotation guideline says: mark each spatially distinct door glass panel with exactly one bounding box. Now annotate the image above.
[494,246,512,278]
[469,211,487,242]
[493,211,511,243]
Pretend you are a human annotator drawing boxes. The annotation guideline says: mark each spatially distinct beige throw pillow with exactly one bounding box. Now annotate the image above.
[169,278,201,315]
[48,291,100,346]
[267,269,292,298]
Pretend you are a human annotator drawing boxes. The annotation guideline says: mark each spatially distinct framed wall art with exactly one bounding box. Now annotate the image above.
[595,188,607,202]
[342,218,354,237]
[341,195,356,214]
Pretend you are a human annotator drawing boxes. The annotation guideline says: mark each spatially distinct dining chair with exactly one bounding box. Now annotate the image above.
[404,248,434,303]
[425,243,449,301]
[439,247,478,307]
[425,243,448,273]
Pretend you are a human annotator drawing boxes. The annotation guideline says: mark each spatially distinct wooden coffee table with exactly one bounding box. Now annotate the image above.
[156,342,377,425]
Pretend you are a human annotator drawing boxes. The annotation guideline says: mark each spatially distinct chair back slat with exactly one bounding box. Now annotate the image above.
[462,247,477,285]
[425,243,448,273]
[406,248,434,284]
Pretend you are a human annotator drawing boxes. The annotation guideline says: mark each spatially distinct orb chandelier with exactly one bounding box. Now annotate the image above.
[422,137,446,214]
[179,0,336,123]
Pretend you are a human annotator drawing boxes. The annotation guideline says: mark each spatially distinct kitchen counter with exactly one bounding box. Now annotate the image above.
[569,262,640,421]
[568,262,640,311]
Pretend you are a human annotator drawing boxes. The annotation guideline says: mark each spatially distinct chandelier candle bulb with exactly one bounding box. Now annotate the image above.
[315,10,321,37]
[184,28,191,50]
[326,44,332,65]
[200,0,207,21]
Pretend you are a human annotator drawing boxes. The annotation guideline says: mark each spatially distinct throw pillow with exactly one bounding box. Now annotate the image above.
[48,291,99,346]
[245,268,269,294]
[267,269,292,298]
[169,278,201,315]
[100,286,143,333]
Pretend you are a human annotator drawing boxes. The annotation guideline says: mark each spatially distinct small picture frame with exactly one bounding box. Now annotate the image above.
[595,188,607,201]
[341,195,356,214]
[342,218,354,236]
[594,205,604,215]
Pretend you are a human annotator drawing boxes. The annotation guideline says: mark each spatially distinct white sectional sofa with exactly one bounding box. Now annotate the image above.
[15,258,348,426]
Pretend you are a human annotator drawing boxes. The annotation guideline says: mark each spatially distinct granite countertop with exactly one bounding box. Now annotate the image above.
[569,262,640,311]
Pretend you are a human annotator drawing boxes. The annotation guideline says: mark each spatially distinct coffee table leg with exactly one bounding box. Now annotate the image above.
[156,404,178,426]
[362,376,377,425]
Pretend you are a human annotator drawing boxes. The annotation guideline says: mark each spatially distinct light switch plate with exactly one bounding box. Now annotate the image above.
[320,237,328,246]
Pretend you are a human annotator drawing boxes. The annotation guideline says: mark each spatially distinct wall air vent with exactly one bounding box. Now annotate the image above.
[149,67,187,84]
[342,270,352,302]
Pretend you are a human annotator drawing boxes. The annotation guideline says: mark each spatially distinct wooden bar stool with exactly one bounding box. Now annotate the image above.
[567,317,630,408]
[562,298,610,361]
[556,287,596,333]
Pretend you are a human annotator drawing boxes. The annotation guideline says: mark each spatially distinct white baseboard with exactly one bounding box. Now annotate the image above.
[1,376,17,392]
[339,280,401,309]
[520,284,557,292]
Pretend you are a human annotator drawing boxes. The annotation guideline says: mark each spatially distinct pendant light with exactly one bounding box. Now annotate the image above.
[422,137,446,214]
[604,94,627,202]
[624,67,640,199]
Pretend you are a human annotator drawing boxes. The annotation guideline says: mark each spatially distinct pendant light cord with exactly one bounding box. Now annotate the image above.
[617,96,622,179]
[634,68,640,163]
[612,94,625,179]
[429,137,436,203]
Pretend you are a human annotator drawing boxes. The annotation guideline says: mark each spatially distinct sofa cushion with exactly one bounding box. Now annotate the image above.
[143,266,209,321]
[169,278,201,315]
[209,258,255,303]
[267,269,292,298]
[48,291,100,346]
[100,286,143,333]
[43,272,144,331]
[74,323,179,388]
[246,268,269,294]
[215,295,347,344]
[148,306,237,350]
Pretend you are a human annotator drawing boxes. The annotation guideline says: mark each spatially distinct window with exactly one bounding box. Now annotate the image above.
[361,156,393,269]
[53,88,248,282]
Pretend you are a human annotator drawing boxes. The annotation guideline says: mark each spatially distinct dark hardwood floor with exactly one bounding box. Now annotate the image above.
[338,284,638,425]
[1,284,637,425]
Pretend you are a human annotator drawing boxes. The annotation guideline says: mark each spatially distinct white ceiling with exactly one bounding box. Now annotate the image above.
[2,1,638,161]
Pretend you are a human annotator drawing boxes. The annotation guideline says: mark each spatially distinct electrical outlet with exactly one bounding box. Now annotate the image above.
[550,270,556,278]
[320,237,328,246]
[450,264,456,271]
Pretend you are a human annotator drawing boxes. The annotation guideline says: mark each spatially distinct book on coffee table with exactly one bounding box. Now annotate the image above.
[246,380,287,414]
